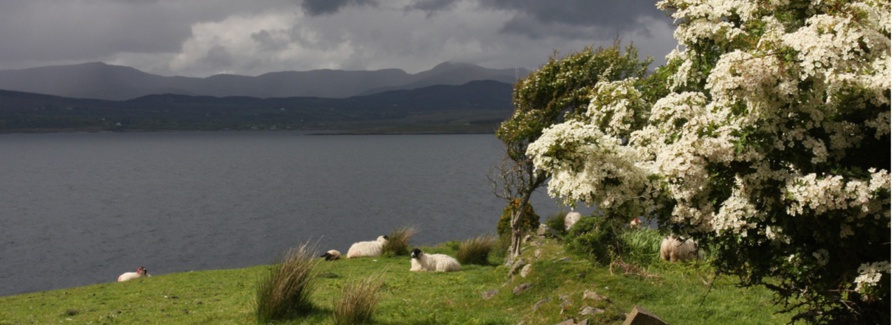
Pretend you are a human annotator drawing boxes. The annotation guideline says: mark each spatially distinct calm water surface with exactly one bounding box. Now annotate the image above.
[0,132,563,296]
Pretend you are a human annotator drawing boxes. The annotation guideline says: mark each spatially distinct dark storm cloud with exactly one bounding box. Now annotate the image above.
[482,0,668,38]
[0,1,191,62]
[300,0,378,16]
[403,0,667,38]
[0,0,676,77]
[406,0,459,13]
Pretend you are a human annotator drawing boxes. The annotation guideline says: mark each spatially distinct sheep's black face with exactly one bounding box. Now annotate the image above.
[410,248,422,259]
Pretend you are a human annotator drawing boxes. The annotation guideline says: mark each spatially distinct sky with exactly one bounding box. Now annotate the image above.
[0,0,678,77]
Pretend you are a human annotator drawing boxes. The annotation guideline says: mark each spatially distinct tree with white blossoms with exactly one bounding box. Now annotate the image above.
[527,0,890,323]
[494,42,654,262]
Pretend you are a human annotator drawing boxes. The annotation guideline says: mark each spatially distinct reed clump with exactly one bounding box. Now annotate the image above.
[255,242,320,323]
[332,275,384,325]
[457,235,497,265]
[382,225,417,257]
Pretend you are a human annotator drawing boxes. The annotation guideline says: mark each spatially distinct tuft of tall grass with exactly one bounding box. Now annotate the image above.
[543,210,570,237]
[332,275,384,325]
[255,242,320,323]
[382,225,417,257]
[457,235,497,265]
[618,228,663,266]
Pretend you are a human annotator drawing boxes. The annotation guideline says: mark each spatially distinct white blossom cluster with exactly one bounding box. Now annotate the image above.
[585,79,645,137]
[854,261,891,300]
[526,0,890,300]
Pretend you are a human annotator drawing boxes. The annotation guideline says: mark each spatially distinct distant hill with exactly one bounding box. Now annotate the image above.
[0,62,527,101]
[0,80,514,134]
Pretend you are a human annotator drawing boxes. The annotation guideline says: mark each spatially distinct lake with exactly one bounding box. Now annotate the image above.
[0,132,568,296]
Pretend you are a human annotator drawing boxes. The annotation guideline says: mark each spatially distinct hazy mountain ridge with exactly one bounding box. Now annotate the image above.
[0,80,514,133]
[0,62,526,101]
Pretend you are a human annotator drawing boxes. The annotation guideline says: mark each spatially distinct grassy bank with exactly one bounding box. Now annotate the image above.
[0,236,791,324]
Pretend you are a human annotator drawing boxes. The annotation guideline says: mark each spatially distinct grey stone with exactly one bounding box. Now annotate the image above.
[622,306,667,325]
[513,282,533,295]
[579,306,605,315]
[532,298,550,311]
[520,264,533,278]
[559,299,573,314]
[509,258,526,277]
[583,290,608,301]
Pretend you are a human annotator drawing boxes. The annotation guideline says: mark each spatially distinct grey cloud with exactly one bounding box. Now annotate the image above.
[400,0,670,41]
[300,0,377,16]
[405,0,459,15]
[252,30,289,52]
[480,0,667,38]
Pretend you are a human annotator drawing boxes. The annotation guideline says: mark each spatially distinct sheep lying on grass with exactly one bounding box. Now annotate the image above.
[320,249,341,261]
[118,266,150,282]
[564,210,582,231]
[346,235,388,259]
[409,248,461,272]
[660,235,699,262]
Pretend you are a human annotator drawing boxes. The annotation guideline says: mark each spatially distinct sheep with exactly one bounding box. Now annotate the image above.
[660,235,699,262]
[564,210,582,231]
[409,248,461,272]
[117,266,150,282]
[346,235,389,258]
[320,249,341,261]
[629,217,642,229]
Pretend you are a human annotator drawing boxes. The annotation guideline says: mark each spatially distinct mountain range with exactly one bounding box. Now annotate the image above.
[0,61,526,101]
[0,62,525,133]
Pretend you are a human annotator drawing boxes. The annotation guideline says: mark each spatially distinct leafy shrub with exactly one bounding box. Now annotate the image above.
[332,275,383,325]
[256,243,319,322]
[457,235,497,265]
[543,210,570,238]
[496,198,539,237]
[382,226,417,257]
[564,216,624,265]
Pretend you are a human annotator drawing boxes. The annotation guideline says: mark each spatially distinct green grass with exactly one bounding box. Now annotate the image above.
[0,236,792,324]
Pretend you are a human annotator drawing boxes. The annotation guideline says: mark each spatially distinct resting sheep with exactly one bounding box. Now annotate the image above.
[117,266,150,282]
[346,235,388,259]
[660,235,699,262]
[410,248,461,272]
[320,249,341,261]
[564,210,582,231]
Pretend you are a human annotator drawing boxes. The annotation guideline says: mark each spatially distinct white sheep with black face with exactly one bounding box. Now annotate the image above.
[346,235,388,258]
[118,266,150,282]
[409,248,461,272]
[660,235,699,262]
[320,249,341,261]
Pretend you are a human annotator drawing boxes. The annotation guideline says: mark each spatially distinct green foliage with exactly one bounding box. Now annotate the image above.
[564,215,626,265]
[332,275,383,325]
[497,41,653,153]
[496,198,540,237]
[618,228,663,266]
[457,235,498,265]
[382,226,417,257]
[543,210,570,238]
[255,243,319,323]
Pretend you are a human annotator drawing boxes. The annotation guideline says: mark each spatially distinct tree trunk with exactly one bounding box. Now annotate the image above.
[507,190,533,263]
